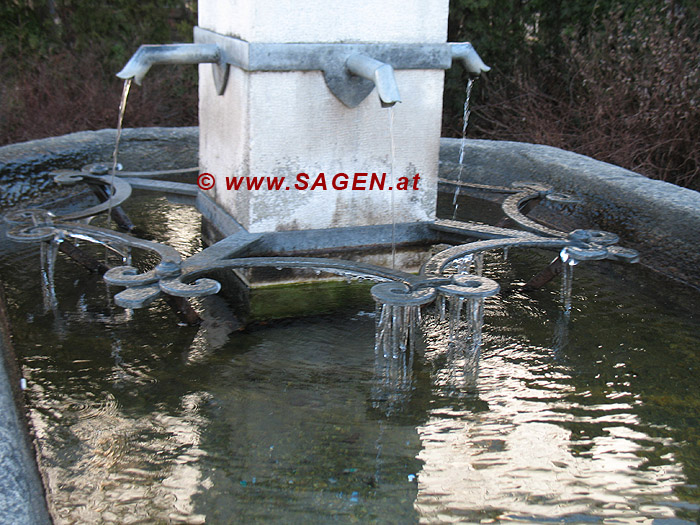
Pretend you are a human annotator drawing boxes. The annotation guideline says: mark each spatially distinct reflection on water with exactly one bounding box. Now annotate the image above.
[1,195,700,523]
[416,339,688,522]
[417,263,700,523]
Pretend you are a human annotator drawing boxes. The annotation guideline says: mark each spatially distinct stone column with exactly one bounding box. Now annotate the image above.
[198,0,449,234]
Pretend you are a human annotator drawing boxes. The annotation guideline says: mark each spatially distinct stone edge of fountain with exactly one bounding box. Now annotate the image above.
[2,129,698,285]
[0,283,51,524]
[440,137,700,288]
[0,127,198,210]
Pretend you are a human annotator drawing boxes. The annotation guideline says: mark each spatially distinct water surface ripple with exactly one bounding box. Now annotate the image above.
[1,195,699,523]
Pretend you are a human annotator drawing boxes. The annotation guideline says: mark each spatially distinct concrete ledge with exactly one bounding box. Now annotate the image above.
[2,129,698,285]
[440,138,700,287]
[0,284,51,524]
[0,127,199,209]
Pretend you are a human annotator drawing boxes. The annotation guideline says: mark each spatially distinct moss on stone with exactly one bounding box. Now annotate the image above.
[249,279,375,321]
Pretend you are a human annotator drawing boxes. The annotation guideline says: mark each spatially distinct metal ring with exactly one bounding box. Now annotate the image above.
[437,274,500,298]
[371,282,436,306]
[563,245,608,261]
[4,208,54,226]
[6,225,56,243]
[568,229,619,246]
[605,245,640,263]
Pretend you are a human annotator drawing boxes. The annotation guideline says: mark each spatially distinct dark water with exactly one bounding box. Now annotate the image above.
[1,194,699,523]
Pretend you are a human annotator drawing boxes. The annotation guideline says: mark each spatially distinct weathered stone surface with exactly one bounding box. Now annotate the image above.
[198,0,447,232]
[199,0,449,44]
[440,138,700,287]
[0,127,198,209]
[0,285,51,524]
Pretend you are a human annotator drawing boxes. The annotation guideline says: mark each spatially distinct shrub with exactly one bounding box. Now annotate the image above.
[0,1,198,144]
[445,1,700,188]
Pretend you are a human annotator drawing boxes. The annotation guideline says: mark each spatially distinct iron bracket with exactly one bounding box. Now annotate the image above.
[194,27,459,107]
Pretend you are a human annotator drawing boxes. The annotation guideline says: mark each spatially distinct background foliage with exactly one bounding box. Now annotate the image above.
[0,0,198,143]
[1,0,698,188]
[446,0,700,187]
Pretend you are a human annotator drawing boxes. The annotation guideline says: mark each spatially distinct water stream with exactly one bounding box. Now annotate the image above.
[451,78,476,220]
[106,79,132,230]
[388,107,397,270]
[2,194,700,523]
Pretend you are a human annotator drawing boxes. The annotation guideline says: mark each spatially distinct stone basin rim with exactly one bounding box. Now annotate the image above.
[2,127,698,288]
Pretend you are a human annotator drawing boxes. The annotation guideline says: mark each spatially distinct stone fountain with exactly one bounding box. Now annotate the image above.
[2,1,700,522]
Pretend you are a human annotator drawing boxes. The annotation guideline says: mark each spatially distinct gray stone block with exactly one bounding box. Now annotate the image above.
[440,138,700,286]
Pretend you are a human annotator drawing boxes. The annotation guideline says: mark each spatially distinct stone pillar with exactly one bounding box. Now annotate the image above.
[198,0,449,234]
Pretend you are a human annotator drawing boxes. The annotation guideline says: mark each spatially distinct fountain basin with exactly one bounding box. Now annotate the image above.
[1,127,700,521]
[1,196,699,522]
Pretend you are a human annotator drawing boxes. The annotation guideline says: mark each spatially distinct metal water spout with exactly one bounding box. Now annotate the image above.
[450,43,491,76]
[117,43,229,94]
[345,54,402,107]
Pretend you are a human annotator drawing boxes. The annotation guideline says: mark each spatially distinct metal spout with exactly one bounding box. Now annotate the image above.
[117,43,222,85]
[450,43,491,76]
[345,54,401,107]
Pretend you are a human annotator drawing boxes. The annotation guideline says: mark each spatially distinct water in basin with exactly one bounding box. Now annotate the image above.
[1,192,699,523]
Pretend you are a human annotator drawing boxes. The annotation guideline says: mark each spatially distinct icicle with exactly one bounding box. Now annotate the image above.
[473,252,484,276]
[46,239,59,288]
[40,238,59,311]
[552,311,570,353]
[441,292,488,393]
[374,302,383,352]
[393,305,407,356]
[371,298,424,415]
[375,303,391,358]
[406,307,416,370]
[447,296,465,341]
[456,254,474,274]
[438,294,446,322]
[561,262,574,314]
[470,298,485,350]
[559,248,577,314]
